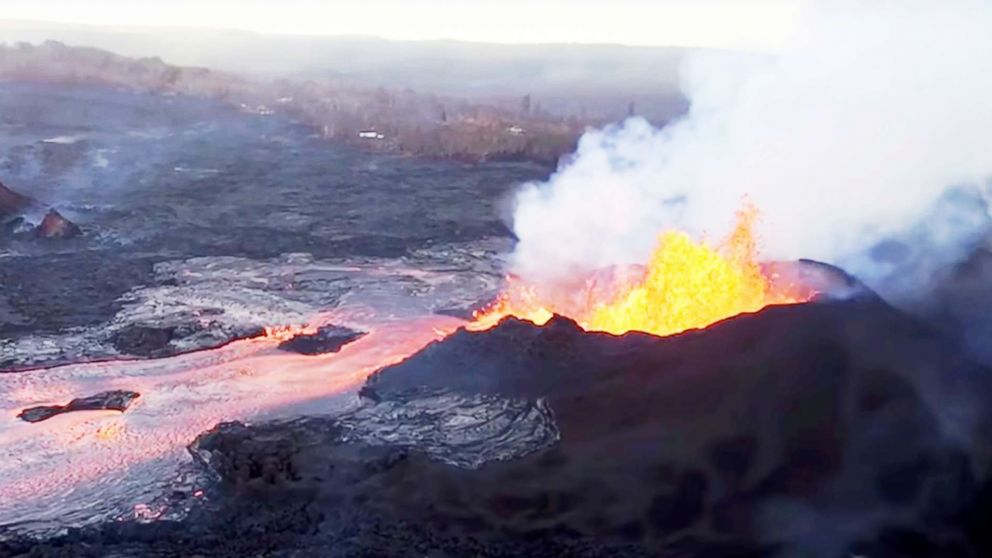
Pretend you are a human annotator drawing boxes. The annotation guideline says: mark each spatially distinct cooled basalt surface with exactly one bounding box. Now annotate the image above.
[9,296,992,557]
[18,390,140,423]
[277,325,367,356]
[0,180,34,218]
[0,83,542,371]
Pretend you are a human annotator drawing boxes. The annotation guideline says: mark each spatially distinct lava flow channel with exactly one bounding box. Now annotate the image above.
[470,204,811,336]
[0,313,463,530]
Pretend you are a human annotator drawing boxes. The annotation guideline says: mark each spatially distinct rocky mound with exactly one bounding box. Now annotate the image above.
[34,209,81,239]
[0,180,34,220]
[0,182,31,215]
[7,295,992,557]
[352,300,992,556]
[1,180,82,240]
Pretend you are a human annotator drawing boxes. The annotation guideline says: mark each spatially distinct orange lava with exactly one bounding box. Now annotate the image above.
[471,204,809,337]
[262,323,319,342]
[94,420,125,442]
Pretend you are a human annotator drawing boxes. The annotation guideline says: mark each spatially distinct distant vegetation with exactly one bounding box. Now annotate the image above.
[0,41,685,165]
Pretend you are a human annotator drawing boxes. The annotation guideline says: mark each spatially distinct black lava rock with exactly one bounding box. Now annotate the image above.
[277,325,366,355]
[34,208,82,239]
[111,325,176,357]
[18,390,140,423]
[109,323,267,359]
[0,179,33,219]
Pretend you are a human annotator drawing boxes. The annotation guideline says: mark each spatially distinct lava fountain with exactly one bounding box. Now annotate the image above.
[470,204,810,336]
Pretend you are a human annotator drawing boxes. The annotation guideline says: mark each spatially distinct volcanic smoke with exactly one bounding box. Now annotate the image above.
[506,0,992,303]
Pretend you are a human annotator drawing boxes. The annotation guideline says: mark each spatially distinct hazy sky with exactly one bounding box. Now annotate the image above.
[1,0,805,50]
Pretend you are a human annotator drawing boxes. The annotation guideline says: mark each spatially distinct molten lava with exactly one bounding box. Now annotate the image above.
[471,205,809,337]
[262,323,320,342]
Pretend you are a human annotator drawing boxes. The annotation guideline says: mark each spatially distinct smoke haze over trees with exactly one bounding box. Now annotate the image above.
[0,38,688,164]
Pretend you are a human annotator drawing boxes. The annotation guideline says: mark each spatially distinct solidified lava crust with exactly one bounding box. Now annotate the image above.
[18,390,141,423]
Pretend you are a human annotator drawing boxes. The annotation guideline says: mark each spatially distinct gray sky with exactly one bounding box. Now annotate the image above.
[1,0,805,50]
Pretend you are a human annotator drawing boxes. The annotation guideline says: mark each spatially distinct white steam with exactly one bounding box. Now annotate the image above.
[509,0,992,297]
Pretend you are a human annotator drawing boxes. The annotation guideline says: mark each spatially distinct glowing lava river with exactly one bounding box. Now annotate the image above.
[0,251,486,535]
[0,208,809,536]
[0,307,464,533]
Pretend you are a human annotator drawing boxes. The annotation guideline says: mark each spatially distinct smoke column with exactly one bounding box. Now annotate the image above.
[509,0,992,298]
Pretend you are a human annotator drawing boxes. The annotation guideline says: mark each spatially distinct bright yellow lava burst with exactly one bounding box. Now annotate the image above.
[471,204,808,337]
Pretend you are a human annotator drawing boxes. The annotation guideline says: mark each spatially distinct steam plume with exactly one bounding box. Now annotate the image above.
[509,0,992,298]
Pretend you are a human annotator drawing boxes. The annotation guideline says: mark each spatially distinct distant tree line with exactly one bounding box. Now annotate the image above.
[0,41,608,165]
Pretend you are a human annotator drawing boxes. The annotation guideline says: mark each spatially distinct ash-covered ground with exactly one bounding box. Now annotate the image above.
[3,83,992,558]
